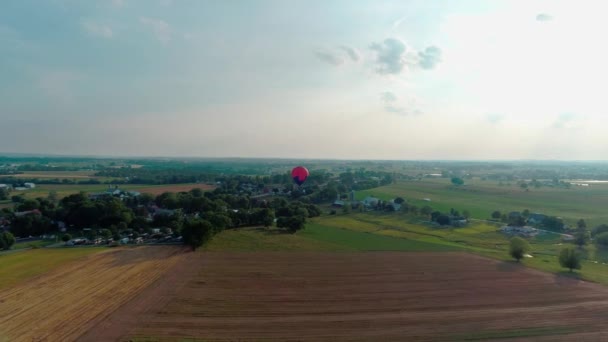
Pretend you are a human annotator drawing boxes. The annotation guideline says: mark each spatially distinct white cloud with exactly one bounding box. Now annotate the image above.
[553,113,577,129]
[381,91,397,103]
[418,46,442,70]
[486,113,504,124]
[81,19,113,39]
[536,13,553,22]
[140,17,171,44]
[370,38,407,75]
[314,50,344,66]
[339,45,359,61]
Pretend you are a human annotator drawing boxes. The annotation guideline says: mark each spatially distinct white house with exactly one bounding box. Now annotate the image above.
[24,182,36,189]
[362,196,379,208]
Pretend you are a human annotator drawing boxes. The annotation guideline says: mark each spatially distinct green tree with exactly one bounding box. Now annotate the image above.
[462,210,471,219]
[509,237,529,262]
[420,206,433,218]
[491,210,501,219]
[522,209,530,218]
[559,247,581,272]
[577,219,587,231]
[62,233,72,244]
[592,224,608,237]
[574,230,588,247]
[394,197,405,204]
[181,219,214,250]
[0,231,16,250]
[436,214,450,226]
[451,177,464,186]
[276,216,306,233]
[594,232,608,248]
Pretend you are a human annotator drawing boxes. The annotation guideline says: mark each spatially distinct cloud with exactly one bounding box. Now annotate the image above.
[553,112,576,128]
[381,91,397,103]
[81,20,113,39]
[314,50,344,66]
[380,91,422,116]
[370,38,407,75]
[486,113,504,124]
[339,45,359,61]
[418,46,442,70]
[536,13,553,22]
[140,17,171,44]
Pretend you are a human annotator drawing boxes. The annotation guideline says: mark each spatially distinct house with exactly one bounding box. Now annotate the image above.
[527,213,547,225]
[24,182,35,189]
[362,196,379,208]
[0,184,9,189]
[332,200,345,208]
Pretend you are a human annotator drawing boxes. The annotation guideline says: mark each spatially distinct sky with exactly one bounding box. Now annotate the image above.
[2,0,608,160]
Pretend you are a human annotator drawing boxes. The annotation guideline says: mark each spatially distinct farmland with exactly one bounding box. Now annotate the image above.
[13,182,214,200]
[356,178,608,227]
[0,246,187,342]
[85,252,608,341]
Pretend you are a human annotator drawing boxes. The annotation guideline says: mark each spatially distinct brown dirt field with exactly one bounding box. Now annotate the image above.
[81,252,608,341]
[0,246,189,342]
[134,184,215,196]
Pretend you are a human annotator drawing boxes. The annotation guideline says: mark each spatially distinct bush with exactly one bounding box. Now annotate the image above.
[594,232,608,248]
[436,215,451,226]
[509,237,529,262]
[559,247,581,272]
[0,231,16,250]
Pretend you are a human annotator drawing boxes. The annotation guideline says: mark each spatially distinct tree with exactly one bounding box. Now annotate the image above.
[577,219,587,231]
[594,232,608,248]
[0,231,16,250]
[592,224,608,237]
[276,215,306,233]
[62,233,72,244]
[559,247,581,272]
[182,219,214,250]
[451,177,464,186]
[542,216,564,232]
[509,237,529,262]
[420,206,433,218]
[462,210,471,219]
[522,209,530,218]
[394,197,405,204]
[509,216,527,227]
[520,182,528,190]
[491,211,501,219]
[436,214,451,226]
[574,230,588,247]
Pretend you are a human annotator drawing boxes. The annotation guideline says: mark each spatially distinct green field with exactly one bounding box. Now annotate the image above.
[0,248,105,290]
[11,239,56,250]
[356,178,608,227]
[15,183,206,200]
[206,212,608,285]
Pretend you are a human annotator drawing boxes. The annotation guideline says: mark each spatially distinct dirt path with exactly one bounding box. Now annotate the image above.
[84,252,608,341]
[0,246,188,342]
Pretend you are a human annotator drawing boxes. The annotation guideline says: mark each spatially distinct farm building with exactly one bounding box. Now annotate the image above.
[527,213,547,225]
[332,200,345,208]
[24,183,36,189]
[362,196,379,208]
[500,225,538,237]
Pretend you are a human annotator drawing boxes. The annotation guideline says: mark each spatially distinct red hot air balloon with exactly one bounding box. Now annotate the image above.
[291,166,309,186]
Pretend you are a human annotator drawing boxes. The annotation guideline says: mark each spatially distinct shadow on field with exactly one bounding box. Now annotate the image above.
[553,271,583,286]
[495,260,525,272]
[106,246,189,267]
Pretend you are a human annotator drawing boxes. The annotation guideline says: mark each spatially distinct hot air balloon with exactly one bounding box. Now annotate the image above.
[291,166,309,186]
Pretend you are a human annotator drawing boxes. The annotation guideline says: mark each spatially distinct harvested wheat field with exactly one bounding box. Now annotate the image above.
[0,246,188,342]
[81,252,608,341]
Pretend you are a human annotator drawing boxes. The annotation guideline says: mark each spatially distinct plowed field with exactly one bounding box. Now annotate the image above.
[82,252,608,341]
[0,246,188,342]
